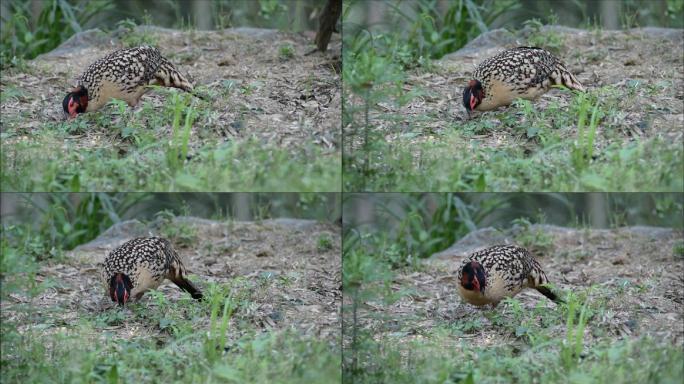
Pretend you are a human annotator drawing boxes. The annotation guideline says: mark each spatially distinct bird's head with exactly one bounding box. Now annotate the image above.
[460,260,486,293]
[62,85,88,118]
[462,79,484,113]
[109,273,133,306]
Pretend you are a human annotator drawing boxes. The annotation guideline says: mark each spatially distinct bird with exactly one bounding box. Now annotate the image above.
[62,45,198,118]
[457,244,562,308]
[462,46,585,114]
[102,237,203,306]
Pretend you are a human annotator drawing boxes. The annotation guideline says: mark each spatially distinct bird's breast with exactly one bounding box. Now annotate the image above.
[484,269,524,302]
[130,265,164,299]
[457,284,493,306]
[475,78,546,111]
[86,79,148,112]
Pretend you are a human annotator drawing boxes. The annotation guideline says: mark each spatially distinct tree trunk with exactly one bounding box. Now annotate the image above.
[314,0,342,52]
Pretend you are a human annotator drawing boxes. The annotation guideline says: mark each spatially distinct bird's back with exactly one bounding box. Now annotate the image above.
[102,237,174,289]
[80,46,162,94]
[459,245,551,304]
[471,47,584,111]
[102,236,203,303]
[76,46,197,112]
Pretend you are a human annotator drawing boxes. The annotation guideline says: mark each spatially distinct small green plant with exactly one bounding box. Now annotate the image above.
[156,209,198,247]
[673,241,684,259]
[342,232,397,380]
[382,194,485,266]
[278,43,295,61]
[524,18,565,54]
[379,0,520,63]
[560,289,592,370]
[512,217,554,255]
[117,13,158,47]
[204,289,236,363]
[570,91,602,173]
[20,193,147,252]
[317,233,333,252]
[258,0,287,20]
[164,90,197,176]
[0,0,113,67]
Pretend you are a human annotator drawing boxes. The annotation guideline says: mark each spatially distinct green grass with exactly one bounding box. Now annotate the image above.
[0,0,113,67]
[342,202,683,383]
[513,217,555,254]
[317,233,334,252]
[278,43,296,61]
[343,86,683,192]
[342,6,683,192]
[1,229,340,383]
[1,297,339,383]
[344,330,682,384]
[156,210,199,247]
[0,90,339,192]
[342,246,682,383]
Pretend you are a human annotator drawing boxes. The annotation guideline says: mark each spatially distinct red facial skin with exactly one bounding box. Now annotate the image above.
[118,284,130,305]
[461,261,486,293]
[63,86,88,119]
[472,276,481,292]
[67,98,79,118]
[468,79,484,111]
[109,273,131,306]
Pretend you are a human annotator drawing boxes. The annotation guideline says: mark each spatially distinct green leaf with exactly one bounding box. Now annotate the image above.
[474,173,486,192]
[107,364,119,384]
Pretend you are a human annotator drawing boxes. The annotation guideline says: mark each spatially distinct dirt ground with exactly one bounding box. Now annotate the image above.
[357,26,682,155]
[2,217,341,343]
[1,25,340,152]
[353,225,683,348]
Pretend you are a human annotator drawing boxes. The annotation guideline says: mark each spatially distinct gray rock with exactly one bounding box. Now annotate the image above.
[430,225,678,260]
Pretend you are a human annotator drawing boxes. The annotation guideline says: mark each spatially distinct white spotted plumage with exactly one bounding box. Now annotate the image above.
[466,47,585,112]
[73,46,195,113]
[457,244,560,307]
[102,237,202,303]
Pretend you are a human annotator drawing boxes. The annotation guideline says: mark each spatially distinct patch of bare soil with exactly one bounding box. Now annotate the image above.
[1,26,340,151]
[360,26,682,152]
[353,225,683,348]
[3,217,340,343]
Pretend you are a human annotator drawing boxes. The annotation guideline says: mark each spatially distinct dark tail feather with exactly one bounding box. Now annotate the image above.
[171,276,204,301]
[536,285,564,304]
[154,57,202,95]
[552,64,586,92]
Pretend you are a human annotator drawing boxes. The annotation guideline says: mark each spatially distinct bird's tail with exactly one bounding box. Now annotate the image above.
[528,259,564,304]
[552,64,586,92]
[535,285,565,304]
[154,57,196,94]
[170,274,204,301]
[161,239,204,301]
